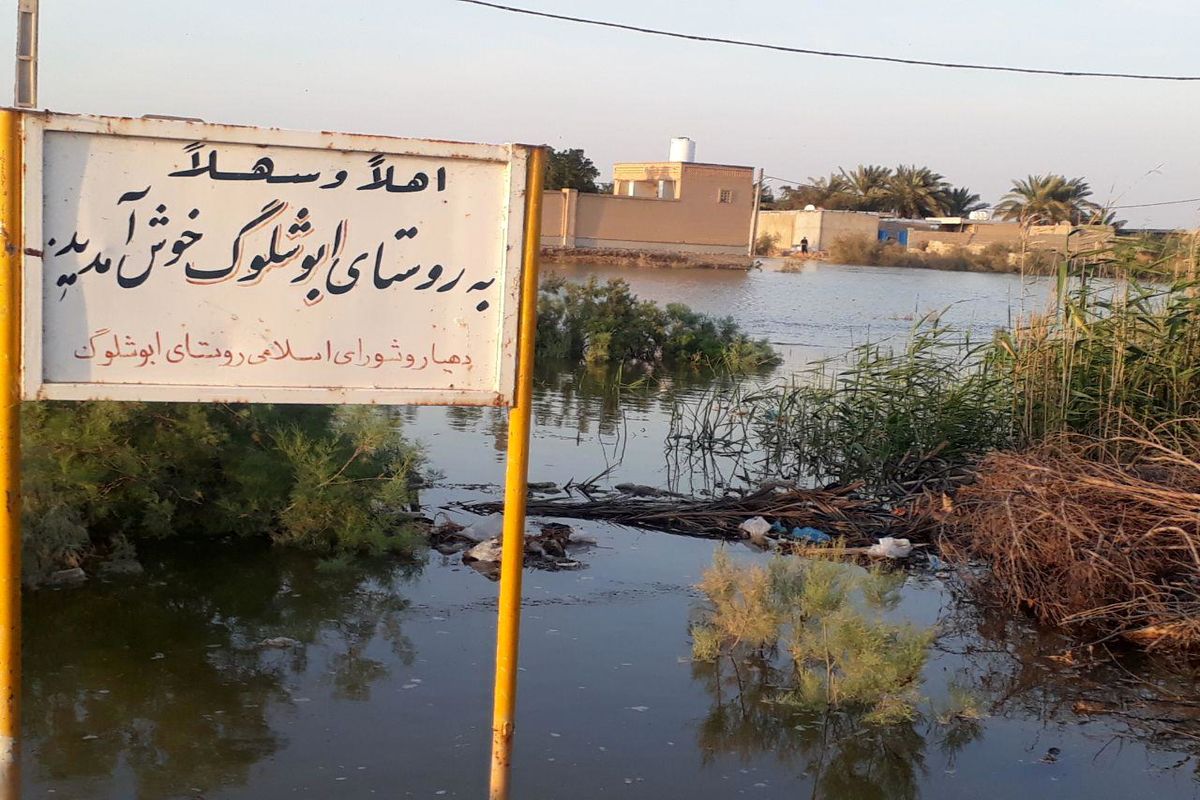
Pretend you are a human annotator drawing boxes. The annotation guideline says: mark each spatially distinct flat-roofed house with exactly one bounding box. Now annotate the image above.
[542,138,754,256]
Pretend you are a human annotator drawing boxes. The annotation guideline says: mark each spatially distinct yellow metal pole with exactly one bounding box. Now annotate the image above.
[488,145,546,800]
[0,109,23,798]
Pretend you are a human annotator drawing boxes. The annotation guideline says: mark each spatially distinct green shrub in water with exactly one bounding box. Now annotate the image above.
[537,274,780,371]
[22,402,424,582]
[691,550,933,725]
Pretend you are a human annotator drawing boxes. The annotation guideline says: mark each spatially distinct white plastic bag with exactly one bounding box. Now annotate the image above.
[464,514,503,540]
[738,516,772,539]
[464,537,504,564]
[867,537,913,559]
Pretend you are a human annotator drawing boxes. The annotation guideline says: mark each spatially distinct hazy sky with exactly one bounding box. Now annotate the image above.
[3,0,1198,227]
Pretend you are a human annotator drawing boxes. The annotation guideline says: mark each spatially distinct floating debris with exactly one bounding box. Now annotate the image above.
[866,537,914,558]
[464,486,931,547]
[47,567,87,587]
[448,520,594,580]
[258,637,302,649]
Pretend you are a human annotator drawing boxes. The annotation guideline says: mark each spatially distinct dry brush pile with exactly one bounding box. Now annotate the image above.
[941,428,1200,649]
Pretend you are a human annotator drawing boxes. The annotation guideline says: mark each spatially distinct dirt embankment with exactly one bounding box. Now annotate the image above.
[542,246,753,271]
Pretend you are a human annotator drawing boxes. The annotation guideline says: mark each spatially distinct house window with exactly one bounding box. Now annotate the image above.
[718,189,734,204]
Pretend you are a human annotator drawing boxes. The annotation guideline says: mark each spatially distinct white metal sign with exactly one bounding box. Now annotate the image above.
[21,113,530,404]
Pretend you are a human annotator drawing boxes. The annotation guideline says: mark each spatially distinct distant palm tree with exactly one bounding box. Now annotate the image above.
[810,173,853,208]
[995,175,1099,226]
[839,164,892,212]
[944,187,988,217]
[780,173,853,210]
[884,165,950,219]
[1085,207,1126,231]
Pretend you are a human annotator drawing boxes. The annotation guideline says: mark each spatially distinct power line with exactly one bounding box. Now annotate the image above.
[453,0,1200,82]
[1110,196,1200,210]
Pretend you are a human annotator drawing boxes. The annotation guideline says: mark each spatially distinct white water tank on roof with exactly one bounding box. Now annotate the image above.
[669,137,696,163]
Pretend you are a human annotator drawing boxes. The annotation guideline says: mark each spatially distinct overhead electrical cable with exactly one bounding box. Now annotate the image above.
[1109,197,1200,209]
[453,0,1200,81]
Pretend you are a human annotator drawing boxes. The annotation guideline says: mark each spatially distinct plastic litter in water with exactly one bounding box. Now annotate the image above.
[791,526,831,543]
[867,537,913,558]
[738,516,771,538]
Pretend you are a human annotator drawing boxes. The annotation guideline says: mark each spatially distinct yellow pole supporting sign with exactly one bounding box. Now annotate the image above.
[488,145,546,800]
[0,108,22,797]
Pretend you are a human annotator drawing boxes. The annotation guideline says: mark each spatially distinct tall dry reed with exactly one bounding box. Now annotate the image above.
[941,425,1200,648]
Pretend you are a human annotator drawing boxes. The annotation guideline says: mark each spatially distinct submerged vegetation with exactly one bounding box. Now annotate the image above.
[669,318,1012,494]
[691,551,932,724]
[675,234,1200,648]
[536,274,780,371]
[677,234,1200,487]
[23,403,424,582]
[23,275,778,581]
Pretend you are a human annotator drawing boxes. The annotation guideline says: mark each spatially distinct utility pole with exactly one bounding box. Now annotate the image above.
[0,8,32,791]
[14,0,39,108]
[748,167,764,256]
[0,108,21,800]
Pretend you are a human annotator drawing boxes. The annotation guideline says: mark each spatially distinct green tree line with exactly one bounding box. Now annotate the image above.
[768,166,1115,225]
[546,145,1122,226]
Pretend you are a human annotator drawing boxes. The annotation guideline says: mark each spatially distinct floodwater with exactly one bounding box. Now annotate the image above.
[23,263,1200,799]
[549,260,1053,368]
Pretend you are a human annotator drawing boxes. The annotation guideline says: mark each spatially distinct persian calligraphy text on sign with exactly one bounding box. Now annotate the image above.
[21,113,531,404]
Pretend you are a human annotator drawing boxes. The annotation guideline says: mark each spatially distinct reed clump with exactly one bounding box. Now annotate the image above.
[996,272,1200,444]
[942,241,1200,648]
[668,316,1012,495]
[672,234,1200,492]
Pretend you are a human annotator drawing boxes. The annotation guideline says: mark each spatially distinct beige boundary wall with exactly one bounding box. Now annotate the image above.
[907,223,1115,254]
[758,209,880,252]
[755,213,795,252]
[571,238,745,255]
[540,162,754,255]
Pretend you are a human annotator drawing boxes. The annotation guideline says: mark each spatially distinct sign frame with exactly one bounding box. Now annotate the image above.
[18,112,532,406]
[1,108,548,800]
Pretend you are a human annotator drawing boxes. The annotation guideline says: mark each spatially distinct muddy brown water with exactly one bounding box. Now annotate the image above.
[24,264,1200,798]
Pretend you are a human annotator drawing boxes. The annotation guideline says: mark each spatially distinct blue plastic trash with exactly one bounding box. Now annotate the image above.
[770,520,788,535]
[791,526,831,544]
